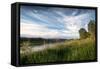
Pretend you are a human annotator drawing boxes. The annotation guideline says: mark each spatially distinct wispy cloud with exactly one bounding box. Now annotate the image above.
[21,22,79,39]
[20,6,95,39]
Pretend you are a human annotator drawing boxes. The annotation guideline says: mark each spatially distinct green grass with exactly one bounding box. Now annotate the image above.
[20,37,96,65]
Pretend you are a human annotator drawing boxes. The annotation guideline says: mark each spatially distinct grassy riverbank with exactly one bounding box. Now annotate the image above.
[20,37,96,65]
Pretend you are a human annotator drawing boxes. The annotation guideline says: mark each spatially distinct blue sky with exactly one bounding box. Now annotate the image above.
[20,5,95,39]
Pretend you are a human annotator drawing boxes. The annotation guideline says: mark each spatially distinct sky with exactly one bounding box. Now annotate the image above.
[20,5,95,39]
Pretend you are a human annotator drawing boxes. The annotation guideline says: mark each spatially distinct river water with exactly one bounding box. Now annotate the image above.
[20,42,65,54]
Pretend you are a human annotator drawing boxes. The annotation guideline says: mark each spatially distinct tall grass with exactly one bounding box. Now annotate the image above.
[20,37,96,65]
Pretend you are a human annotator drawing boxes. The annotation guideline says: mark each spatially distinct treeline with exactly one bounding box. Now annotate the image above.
[20,38,67,43]
[20,38,68,46]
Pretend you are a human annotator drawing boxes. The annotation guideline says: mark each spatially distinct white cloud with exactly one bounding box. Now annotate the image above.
[63,13,90,33]
[21,22,61,38]
[21,8,92,39]
[72,9,78,16]
[21,21,79,39]
[54,11,81,33]
[63,16,81,32]
[55,10,90,32]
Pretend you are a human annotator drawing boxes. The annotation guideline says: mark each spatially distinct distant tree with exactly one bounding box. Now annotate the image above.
[86,32,91,38]
[79,28,88,39]
[88,20,95,35]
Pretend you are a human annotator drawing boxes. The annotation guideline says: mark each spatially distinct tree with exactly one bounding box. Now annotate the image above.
[88,20,95,35]
[79,28,88,39]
